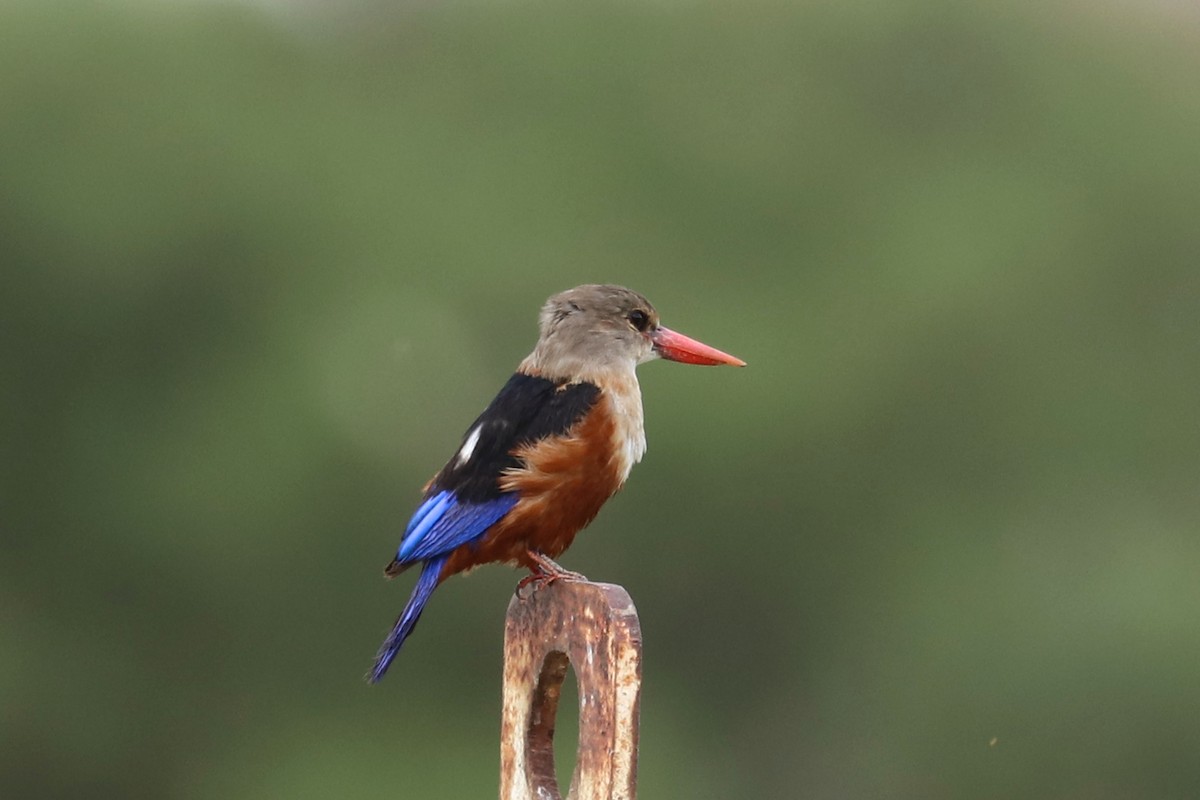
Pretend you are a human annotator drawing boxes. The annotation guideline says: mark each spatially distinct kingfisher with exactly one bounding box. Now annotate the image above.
[369,284,744,683]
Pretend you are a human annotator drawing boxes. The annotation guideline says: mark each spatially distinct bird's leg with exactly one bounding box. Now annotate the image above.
[515,550,588,597]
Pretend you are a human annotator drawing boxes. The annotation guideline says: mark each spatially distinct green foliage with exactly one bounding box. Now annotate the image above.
[3,1,1199,797]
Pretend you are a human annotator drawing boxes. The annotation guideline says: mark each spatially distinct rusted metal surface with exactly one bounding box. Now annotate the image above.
[499,581,642,800]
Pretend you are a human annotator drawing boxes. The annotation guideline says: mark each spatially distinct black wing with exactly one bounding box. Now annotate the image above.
[427,373,601,503]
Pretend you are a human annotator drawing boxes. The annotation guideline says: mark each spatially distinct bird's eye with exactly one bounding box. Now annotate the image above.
[628,309,651,332]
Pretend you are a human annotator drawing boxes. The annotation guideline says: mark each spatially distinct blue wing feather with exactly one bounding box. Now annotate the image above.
[397,490,455,558]
[395,491,518,564]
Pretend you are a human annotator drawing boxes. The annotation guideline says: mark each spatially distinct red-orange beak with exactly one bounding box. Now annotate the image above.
[651,326,746,367]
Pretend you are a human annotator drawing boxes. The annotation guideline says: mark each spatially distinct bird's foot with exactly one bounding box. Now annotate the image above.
[515,551,588,598]
[527,550,588,582]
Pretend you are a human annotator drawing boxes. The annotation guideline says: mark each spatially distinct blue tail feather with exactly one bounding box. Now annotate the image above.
[369,555,447,683]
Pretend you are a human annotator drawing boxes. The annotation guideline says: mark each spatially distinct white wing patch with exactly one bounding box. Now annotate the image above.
[457,425,482,466]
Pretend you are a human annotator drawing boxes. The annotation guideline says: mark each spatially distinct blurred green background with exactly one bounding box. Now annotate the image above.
[3,0,1199,797]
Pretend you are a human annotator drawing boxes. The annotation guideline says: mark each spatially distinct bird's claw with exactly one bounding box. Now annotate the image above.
[515,551,588,598]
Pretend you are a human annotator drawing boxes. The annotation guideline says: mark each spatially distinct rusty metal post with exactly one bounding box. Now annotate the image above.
[499,581,642,800]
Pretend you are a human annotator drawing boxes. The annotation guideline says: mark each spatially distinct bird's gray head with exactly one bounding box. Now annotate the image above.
[520,284,744,382]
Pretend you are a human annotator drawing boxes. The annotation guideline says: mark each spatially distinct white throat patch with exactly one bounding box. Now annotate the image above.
[607,373,647,483]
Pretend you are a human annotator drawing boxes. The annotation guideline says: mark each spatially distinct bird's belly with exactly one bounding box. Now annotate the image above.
[490,476,613,563]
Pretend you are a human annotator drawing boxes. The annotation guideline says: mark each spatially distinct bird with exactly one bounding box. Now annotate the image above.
[369,284,744,683]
